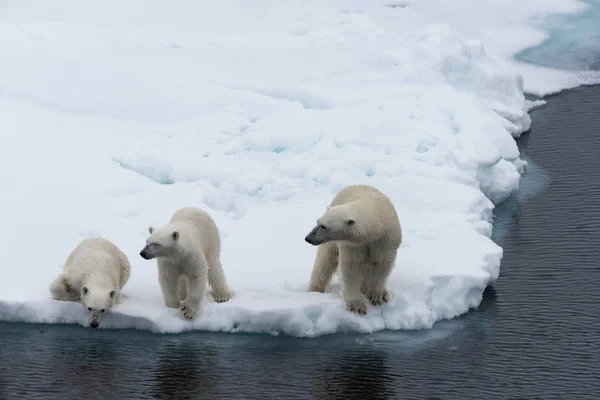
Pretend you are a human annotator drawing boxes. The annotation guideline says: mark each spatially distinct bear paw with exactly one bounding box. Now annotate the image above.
[368,290,389,306]
[346,299,367,315]
[164,298,182,309]
[307,284,327,293]
[179,302,200,321]
[62,279,81,300]
[212,290,233,303]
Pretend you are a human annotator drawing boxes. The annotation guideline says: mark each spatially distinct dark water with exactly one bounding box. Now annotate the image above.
[1,85,599,399]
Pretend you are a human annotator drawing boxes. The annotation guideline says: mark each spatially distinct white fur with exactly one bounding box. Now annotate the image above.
[305,184,402,315]
[140,207,233,321]
[50,237,131,328]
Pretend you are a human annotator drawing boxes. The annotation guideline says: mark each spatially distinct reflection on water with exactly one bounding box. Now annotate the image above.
[152,337,220,399]
[0,291,495,400]
[311,345,395,400]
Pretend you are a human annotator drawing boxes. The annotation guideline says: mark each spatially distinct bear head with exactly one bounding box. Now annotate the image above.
[139,224,183,260]
[305,204,357,246]
[81,286,117,329]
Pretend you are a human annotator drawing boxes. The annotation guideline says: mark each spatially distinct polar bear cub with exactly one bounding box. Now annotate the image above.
[50,237,131,329]
[304,184,402,315]
[139,207,233,321]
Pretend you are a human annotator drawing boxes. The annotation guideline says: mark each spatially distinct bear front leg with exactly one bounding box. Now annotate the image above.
[307,242,339,292]
[50,275,80,302]
[179,275,207,320]
[113,291,123,305]
[158,267,182,309]
[338,247,367,315]
[177,275,189,302]
[367,250,397,306]
[360,265,372,295]
[207,258,233,303]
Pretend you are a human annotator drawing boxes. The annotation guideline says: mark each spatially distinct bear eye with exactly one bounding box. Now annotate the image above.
[101,309,105,313]
[320,224,327,230]
[88,307,92,311]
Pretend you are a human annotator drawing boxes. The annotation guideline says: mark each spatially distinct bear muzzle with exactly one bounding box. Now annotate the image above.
[140,248,151,259]
[88,310,103,329]
[305,231,322,246]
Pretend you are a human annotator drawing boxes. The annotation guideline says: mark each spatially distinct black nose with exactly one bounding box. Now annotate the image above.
[305,235,319,245]
[90,320,99,329]
[140,250,147,259]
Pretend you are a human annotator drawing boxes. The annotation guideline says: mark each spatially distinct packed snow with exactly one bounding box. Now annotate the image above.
[0,0,594,337]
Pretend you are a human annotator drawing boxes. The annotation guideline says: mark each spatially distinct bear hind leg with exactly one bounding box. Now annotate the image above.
[207,258,233,303]
[307,242,339,293]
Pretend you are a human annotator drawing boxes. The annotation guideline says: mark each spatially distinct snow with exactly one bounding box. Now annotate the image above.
[392,0,600,95]
[0,0,593,337]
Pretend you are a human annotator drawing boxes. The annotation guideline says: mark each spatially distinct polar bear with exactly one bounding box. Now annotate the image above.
[304,184,402,315]
[50,237,131,329]
[139,207,233,321]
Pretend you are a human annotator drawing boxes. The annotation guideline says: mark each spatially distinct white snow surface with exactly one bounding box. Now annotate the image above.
[0,0,588,337]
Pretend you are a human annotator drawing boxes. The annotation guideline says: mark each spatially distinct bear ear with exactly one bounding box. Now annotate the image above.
[81,286,89,296]
[109,290,116,299]
[346,219,355,226]
[172,231,179,241]
[148,226,154,234]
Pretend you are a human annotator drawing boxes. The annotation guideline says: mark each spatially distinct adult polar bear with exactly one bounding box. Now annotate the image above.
[50,237,131,329]
[140,207,233,321]
[304,184,402,315]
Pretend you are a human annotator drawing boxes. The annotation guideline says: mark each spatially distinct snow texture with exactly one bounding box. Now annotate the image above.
[0,0,593,337]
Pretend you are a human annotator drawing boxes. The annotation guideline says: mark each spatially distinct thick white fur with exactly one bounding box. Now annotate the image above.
[305,185,402,315]
[141,207,233,321]
[50,237,131,327]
